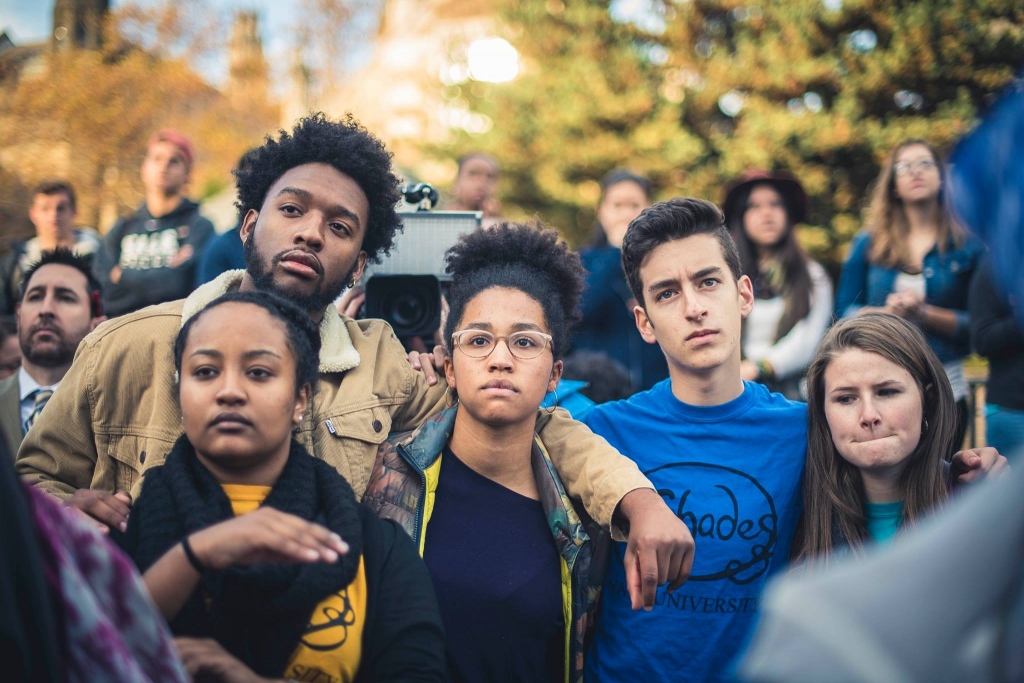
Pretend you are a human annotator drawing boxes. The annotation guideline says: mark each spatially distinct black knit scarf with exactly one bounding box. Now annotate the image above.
[131,435,363,677]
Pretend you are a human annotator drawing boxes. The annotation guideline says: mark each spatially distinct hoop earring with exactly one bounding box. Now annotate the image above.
[445,385,459,409]
[546,388,558,415]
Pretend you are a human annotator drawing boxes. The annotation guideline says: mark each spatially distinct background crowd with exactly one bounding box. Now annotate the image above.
[1,2,1022,682]
[2,127,1020,457]
[0,103,1018,683]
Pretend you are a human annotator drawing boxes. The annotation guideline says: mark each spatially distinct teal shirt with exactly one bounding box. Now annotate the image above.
[864,501,904,544]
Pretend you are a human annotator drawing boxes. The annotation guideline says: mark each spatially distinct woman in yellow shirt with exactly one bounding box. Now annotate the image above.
[117,291,446,682]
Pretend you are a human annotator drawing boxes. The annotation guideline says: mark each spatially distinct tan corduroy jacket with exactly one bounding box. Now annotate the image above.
[16,270,654,532]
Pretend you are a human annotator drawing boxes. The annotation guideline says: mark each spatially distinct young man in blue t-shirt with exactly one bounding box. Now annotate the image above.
[581,198,1003,682]
[581,198,809,682]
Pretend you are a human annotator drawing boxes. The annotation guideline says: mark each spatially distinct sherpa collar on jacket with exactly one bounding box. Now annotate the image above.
[179,270,360,373]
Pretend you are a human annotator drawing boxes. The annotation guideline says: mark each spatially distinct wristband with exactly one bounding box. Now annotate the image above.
[756,359,775,381]
[181,535,208,574]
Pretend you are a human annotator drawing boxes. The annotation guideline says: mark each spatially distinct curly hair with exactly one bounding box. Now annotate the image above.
[233,113,403,264]
[443,222,586,359]
[175,291,322,395]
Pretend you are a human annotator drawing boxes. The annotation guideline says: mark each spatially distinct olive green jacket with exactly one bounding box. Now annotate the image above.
[16,270,654,532]
[0,373,21,458]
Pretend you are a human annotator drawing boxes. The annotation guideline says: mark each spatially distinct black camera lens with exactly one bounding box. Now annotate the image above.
[389,292,429,328]
[366,275,442,339]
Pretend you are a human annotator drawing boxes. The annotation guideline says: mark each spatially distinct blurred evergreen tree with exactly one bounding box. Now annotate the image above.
[431,0,1024,264]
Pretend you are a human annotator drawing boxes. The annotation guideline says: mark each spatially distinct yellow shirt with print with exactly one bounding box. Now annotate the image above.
[221,484,367,683]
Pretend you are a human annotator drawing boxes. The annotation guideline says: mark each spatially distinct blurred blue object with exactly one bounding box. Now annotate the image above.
[541,379,595,420]
[949,77,1024,323]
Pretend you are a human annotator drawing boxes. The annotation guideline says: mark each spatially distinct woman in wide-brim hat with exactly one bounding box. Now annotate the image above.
[723,169,834,399]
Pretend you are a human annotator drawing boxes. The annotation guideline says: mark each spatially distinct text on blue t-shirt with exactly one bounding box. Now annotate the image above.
[582,380,808,683]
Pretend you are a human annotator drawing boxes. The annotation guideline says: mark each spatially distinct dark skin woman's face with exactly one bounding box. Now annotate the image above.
[444,287,562,428]
[179,303,309,483]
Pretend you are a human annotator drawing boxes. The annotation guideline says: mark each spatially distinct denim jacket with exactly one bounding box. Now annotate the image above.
[835,230,984,363]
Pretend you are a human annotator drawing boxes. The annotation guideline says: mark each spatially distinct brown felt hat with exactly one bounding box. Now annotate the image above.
[723,170,808,226]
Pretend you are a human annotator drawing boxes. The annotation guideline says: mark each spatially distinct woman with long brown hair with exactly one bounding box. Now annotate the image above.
[835,139,984,447]
[724,170,833,399]
[795,313,1006,561]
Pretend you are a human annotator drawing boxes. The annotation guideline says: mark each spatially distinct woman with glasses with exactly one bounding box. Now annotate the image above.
[835,139,983,447]
[364,223,605,683]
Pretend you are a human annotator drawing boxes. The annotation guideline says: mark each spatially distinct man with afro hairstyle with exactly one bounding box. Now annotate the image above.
[18,116,687,602]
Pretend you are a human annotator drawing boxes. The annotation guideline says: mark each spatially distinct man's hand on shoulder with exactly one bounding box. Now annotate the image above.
[617,488,695,611]
[66,489,132,533]
[406,344,447,387]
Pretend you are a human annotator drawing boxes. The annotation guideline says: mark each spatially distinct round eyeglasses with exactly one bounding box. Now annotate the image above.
[452,329,553,360]
[894,159,937,176]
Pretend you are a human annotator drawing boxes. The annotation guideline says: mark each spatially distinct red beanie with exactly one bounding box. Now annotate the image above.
[148,129,195,169]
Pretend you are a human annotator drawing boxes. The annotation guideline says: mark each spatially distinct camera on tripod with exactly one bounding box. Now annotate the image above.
[360,183,481,341]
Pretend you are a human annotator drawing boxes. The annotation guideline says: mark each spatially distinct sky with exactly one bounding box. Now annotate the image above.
[0,0,351,86]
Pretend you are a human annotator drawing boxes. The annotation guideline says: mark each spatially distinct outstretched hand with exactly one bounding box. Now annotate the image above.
[189,507,350,571]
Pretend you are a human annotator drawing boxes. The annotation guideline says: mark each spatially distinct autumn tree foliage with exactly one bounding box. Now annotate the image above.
[433,0,1024,261]
[0,1,279,236]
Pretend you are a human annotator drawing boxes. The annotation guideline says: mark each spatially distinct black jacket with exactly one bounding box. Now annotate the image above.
[116,438,446,682]
[969,258,1024,411]
[94,199,214,316]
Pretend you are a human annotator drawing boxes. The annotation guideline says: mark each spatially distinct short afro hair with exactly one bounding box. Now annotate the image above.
[234,113,403,264]
[443,222,586,359]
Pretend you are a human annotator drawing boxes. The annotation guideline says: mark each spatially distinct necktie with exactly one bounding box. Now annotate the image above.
[24,388,53,434]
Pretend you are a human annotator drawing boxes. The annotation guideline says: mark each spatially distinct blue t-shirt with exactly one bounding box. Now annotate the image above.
[422,446,564,683]
[865,501,903,545]
[582,380,807,683]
